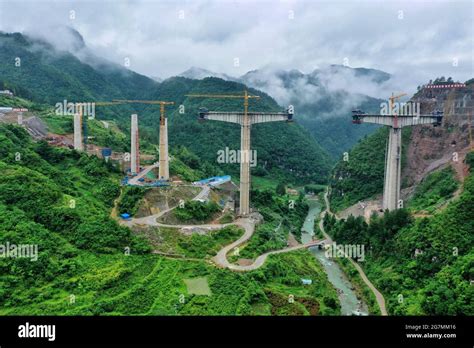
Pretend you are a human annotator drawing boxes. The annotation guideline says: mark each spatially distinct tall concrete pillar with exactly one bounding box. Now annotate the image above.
[131,114,140,175]
[73,113,83,151]
[192,95,290,216]
[353,109,442,211]
[159,117,169,180]
[239,114,251,216]
[383,127,401,210]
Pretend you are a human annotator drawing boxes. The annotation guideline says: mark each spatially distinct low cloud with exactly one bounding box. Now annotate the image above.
[0,0,471,93]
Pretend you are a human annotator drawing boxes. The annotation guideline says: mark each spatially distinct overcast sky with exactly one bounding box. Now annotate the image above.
[0,0,472,88]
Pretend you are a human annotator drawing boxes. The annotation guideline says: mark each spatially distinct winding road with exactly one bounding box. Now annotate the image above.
[319,189,388,316]
[121,184,323,271]
[121,181,387,314]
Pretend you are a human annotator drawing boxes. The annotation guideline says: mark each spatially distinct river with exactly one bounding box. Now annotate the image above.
[303,197,368,316]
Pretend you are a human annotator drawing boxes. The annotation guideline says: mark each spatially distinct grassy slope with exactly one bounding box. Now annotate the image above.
[329,127,412,211]
[407,166,459,213]
[0,124,339,316]
[324,152,474,315]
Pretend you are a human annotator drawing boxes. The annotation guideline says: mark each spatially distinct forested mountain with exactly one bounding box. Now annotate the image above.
[329,127,412,211]
[174,63,391,159]
[178,65,391,159]
[238,65,388,158]
[324,152,474,315]
[0,124,339,315]
[0,30,331,185]
[0,31,158,104]
[329,79,474,211]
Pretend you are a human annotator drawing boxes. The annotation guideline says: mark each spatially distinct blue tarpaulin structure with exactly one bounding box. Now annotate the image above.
[120,213,131,220]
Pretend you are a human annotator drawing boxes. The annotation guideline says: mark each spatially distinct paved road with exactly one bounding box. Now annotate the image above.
[213,237,324,272]
[192,185,210,201]
[319,189,388,316]
[128,162,160,186]
[122,185,321,272]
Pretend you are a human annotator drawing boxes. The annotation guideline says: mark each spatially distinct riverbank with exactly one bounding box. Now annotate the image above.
[319,188,388,316]
[302,195,368,315]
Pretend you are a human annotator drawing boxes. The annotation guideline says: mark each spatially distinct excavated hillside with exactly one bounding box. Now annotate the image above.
[335,80,473,219]
[403,83,473,188]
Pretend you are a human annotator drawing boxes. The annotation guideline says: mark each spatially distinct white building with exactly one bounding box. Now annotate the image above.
[0,90,14,97]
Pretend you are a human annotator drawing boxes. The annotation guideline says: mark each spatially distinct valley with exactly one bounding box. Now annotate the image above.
[0,30,472,319]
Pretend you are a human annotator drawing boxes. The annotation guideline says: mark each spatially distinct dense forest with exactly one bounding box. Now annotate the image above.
[329,127,412,211]
[0,123,339,315]
[324,152,474,315]
[1,29,472,318]
[0,31,332,186]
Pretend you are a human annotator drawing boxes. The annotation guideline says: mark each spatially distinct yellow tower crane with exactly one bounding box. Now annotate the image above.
[185,90,293,216]
[112,99,175,180]
[186,90,260,116]
[72,101,124,151]
[388,92,407,129]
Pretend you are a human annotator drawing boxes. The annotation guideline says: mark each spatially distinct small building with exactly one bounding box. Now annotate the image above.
[0,90,14,97]
[286,188,299,195]
[120,213,131,220]
[301,279,313,285]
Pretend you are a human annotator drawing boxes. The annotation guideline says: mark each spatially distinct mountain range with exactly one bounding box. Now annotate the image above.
[0,29,331,184]
[177,64,394,158]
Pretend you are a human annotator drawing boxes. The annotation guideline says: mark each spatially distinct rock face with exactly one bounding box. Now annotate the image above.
[402,83,473,187]
[336,81,473,220]
[248,211,264,225]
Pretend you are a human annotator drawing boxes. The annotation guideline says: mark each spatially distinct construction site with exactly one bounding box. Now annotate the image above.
[1,82,471,221]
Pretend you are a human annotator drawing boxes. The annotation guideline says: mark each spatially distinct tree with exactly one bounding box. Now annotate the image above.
[276,182,286,196]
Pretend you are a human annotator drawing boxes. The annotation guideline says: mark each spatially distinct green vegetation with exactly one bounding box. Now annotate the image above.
[138,225,243,259]
[118,186,149,216]
[0,31,332,186]
[304,184,326,194]
[173,200,221,223]
[324,154,474,314]
[0,124,151,310]
[251,176,278,190]
[0,32,157,104]
[408,167,458,212]
[236,189,308,260]
[170,145,221,182]
[218,212,234,224]
[276,182,286,195]
[0,124,339,316]
[329,127,411,211]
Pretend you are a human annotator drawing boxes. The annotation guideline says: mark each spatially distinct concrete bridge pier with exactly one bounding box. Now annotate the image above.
[159,117,169,180]
[383,127,402,210]
[239,114,251,216]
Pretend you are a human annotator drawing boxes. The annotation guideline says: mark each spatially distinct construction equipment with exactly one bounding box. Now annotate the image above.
[388,93,407,129]
[352,92,443,211]
[112,99,175,180]
[76,100,123,151]
[186,90,293,216]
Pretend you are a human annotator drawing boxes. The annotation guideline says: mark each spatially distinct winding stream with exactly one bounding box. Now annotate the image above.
[303,197,368,315]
